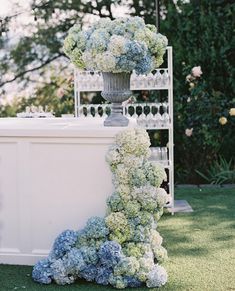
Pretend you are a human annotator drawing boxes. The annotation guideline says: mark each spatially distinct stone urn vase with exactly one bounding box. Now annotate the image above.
[101,72,132,127]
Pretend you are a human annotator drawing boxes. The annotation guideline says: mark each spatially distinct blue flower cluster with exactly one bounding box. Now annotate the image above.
[32,128,168,288]
[50,230,78,259]
[63,17,168,74]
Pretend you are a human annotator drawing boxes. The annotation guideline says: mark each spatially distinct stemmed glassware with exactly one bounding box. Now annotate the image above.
[153,103,163,127]
[155,70,162,87]
[162,70,169,86]
[161,102,170,127]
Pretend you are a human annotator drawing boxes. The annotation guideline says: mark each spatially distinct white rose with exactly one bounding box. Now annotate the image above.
[229,108,235,116]
[185,128,193,137]
[191,66,202,78]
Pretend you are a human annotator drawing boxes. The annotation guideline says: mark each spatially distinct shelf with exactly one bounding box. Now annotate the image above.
[144,126,172,130]
[76,86,170,92]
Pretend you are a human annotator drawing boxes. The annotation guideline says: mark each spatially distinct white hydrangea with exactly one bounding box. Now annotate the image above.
[156,188,169,207]
[114,164,131,186]
[115,184,131,202]
[132,185,157,201]
[122,154,143,170]
[134,28,155,48]
[137,257,154,282]
[105,146,121,170]
[149,230,163,247]
[152,246,168,263]
[81,51,95,71]
[95,52,116,72]
[108,35,127,57]
[146,265,168,288]
[116,129,137,152]
[116,128,151,157]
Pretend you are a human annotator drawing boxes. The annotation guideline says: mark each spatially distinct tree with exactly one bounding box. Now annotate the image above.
[0,0,234,182]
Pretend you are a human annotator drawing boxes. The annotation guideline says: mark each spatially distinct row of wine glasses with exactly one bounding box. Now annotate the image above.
[77,103,170,128]
[150,147,169,166]
[76,71,103,91]
[78,104,111,118]
[131,70,169,89]
[125,103,170,128]
[75,69,170,91]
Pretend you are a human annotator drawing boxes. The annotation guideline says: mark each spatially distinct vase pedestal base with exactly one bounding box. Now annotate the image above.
[104,114,129,127]
[104,103,129,127]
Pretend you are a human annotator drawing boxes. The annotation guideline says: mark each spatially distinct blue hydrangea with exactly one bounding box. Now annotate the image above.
[50,258,75,285]
[84,217,109,239]
[80,246,98,264]
[63,247,86,273]
[116,55,136,72]
[98,241,123,267]
[135,54,153,75]
[95,265,113,285]
[50,230,78,260]
[79,264,97,282]
[125,41,147,62]
[125,276,142,287]
[32,258,52,284]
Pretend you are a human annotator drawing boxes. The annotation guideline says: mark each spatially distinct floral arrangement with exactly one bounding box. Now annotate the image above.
[32,128,170,288]
[63,17,168,75]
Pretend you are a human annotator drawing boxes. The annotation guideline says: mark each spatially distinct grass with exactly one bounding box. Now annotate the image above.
[1,187,235,291]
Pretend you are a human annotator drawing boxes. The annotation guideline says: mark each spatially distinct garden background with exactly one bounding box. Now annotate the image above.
[0,0,234,183]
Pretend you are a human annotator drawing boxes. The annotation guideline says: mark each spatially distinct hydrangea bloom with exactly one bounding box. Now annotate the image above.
[95,265,113,285]
[32,258,52,284]
[98,241,123,267]
[109,274,128,289]
[146,265,168,288]
[63,248,86,273]
[125,276,142,287]
[50,230,78,260]
[64,17,168,74]
[32,128,168,288]
[114,256,140,276]
[107,192,124,212]
[152,245,168,263]
[84,216,109,239]
[79,264,97,282]
[50,258,75,285]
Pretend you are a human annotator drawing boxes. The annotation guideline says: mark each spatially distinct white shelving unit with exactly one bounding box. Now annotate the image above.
[74,46,174,212]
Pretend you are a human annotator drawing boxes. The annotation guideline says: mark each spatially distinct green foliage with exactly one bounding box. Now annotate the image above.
[173,68,235,183]
[196,156,235,185]
[158,0,235,183]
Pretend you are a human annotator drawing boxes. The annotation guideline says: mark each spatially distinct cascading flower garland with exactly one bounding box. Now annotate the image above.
[63,17,168,75]
[32,128,170,288]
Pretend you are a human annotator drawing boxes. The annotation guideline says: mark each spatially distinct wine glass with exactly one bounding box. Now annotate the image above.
[155,70,162,87]
[162,102,170,127]
[162,70,169,86]
[153,103,163,127]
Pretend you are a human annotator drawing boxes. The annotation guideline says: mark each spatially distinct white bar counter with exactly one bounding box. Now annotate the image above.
[0,117,136,265]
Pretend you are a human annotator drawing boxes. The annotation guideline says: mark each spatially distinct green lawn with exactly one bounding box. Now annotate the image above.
[1,188,235,291]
